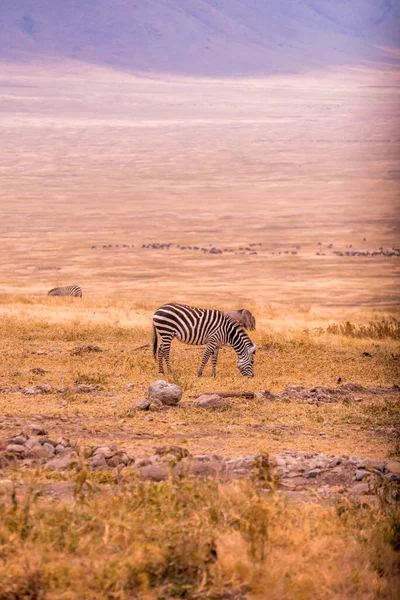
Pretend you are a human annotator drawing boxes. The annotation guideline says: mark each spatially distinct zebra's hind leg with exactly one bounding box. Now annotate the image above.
[157,344,165,374]
[159,336,173,374]
[198,341,217,377]
[211,347,220,377]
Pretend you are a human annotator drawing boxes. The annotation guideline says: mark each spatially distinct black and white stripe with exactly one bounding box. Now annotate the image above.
[48,285,82,297]
[153,303,256,377]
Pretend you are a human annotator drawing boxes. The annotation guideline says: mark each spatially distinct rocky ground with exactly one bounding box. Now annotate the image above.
[1,380,399,502]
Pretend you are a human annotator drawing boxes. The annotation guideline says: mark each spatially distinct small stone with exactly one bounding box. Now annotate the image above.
[136,463,169,481]
[306,469,321,478]
[144,415,153,422]
[55,444,65,454]
[30,367,47,375]
[367,460,385,473]
[31,426,48,436]
[148,380,182,406]
[194,394,228,409]
[57,436,70,447]
[88,454,107,470]
[135,399,150,410]
[93,446,114,459]
[25,436,40,449]
[149,400,163,411]
[10,435,28,445]
[134,458,152,468]
[6,444,26,455]
[111,402,117,408]
[125,383,136,390]
[107,455,123,467]
[331,466,343,474]
[386,460,400,474]
[42,443,55,454]
[355,469,370,481]
[25,444,54,459]
[45,456,78,471]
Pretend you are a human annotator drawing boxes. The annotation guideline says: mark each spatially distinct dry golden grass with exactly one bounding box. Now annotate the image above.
[0,61,399,598]
[0,474,399,600]
[0,298,399,461]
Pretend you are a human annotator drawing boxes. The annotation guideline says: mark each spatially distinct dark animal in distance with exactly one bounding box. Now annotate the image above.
[224,309,256,331]
[48,285,82,297]
[153,303,256,377]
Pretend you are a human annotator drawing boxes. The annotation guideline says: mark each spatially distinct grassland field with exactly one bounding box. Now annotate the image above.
[0,60,399,599]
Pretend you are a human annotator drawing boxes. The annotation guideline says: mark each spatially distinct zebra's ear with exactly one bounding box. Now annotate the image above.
[249,344,257,354]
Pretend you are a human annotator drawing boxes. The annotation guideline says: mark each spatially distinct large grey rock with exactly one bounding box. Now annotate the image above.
[25,444,54,459]
[148,380,182,406]
[93,446,114,459]
[5,444,26,456]
[44,456,78,471]
[88,454,107,470]
[194,394,228,409]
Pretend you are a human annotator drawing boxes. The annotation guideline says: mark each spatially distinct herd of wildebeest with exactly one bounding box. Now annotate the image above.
[90,241,400,258]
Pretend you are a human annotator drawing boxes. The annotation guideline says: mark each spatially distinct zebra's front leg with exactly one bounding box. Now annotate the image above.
[198,341,217,377]
[211,346,220,377]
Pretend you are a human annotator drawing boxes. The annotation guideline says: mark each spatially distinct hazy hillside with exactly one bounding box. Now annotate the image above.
[1,0,399,75]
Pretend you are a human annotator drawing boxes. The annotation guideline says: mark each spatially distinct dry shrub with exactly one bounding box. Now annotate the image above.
[327,318,400,340]
[0,477,399,600]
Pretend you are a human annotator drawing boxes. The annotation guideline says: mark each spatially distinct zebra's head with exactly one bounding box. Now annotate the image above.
[237,344,256,377]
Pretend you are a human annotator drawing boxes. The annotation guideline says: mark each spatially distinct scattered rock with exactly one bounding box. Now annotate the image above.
[135,399,151,410]
[355,469,370,481]
[148,380,182,406]
[5,444,26,455]
[194,394,228,409]
[386,460,400,474]
[10,434,28,445]
[23,385,52,395]
[44,455,78,471]
[25,444,54,460]
[30,367,47,375]
[305,469,321,478]
[71,345,103,356]
[31,426,48,436]
[93,446,115,459]
[88,454,107,470]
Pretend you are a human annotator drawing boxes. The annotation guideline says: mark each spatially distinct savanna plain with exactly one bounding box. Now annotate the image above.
[0,61,399,599]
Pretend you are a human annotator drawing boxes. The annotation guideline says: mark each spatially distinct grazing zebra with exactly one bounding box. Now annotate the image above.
[47,285,82,297]
[153,303,256,377]
[224,309,256,331]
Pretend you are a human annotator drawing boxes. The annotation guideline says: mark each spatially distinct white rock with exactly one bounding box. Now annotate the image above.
[148,380,182,406]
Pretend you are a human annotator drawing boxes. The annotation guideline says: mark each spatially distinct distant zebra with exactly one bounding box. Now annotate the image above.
[153,303,256,377]
[224,309,256,331]
[47,285,82,297]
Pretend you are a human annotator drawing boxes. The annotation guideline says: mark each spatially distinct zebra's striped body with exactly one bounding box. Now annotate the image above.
[48,285,82,297]
[153,303,256,377]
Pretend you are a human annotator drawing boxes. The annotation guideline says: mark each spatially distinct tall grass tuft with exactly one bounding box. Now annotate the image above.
[327,318,400,340]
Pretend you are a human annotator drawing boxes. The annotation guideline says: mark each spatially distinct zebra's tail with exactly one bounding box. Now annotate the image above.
[152,323,158,360]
